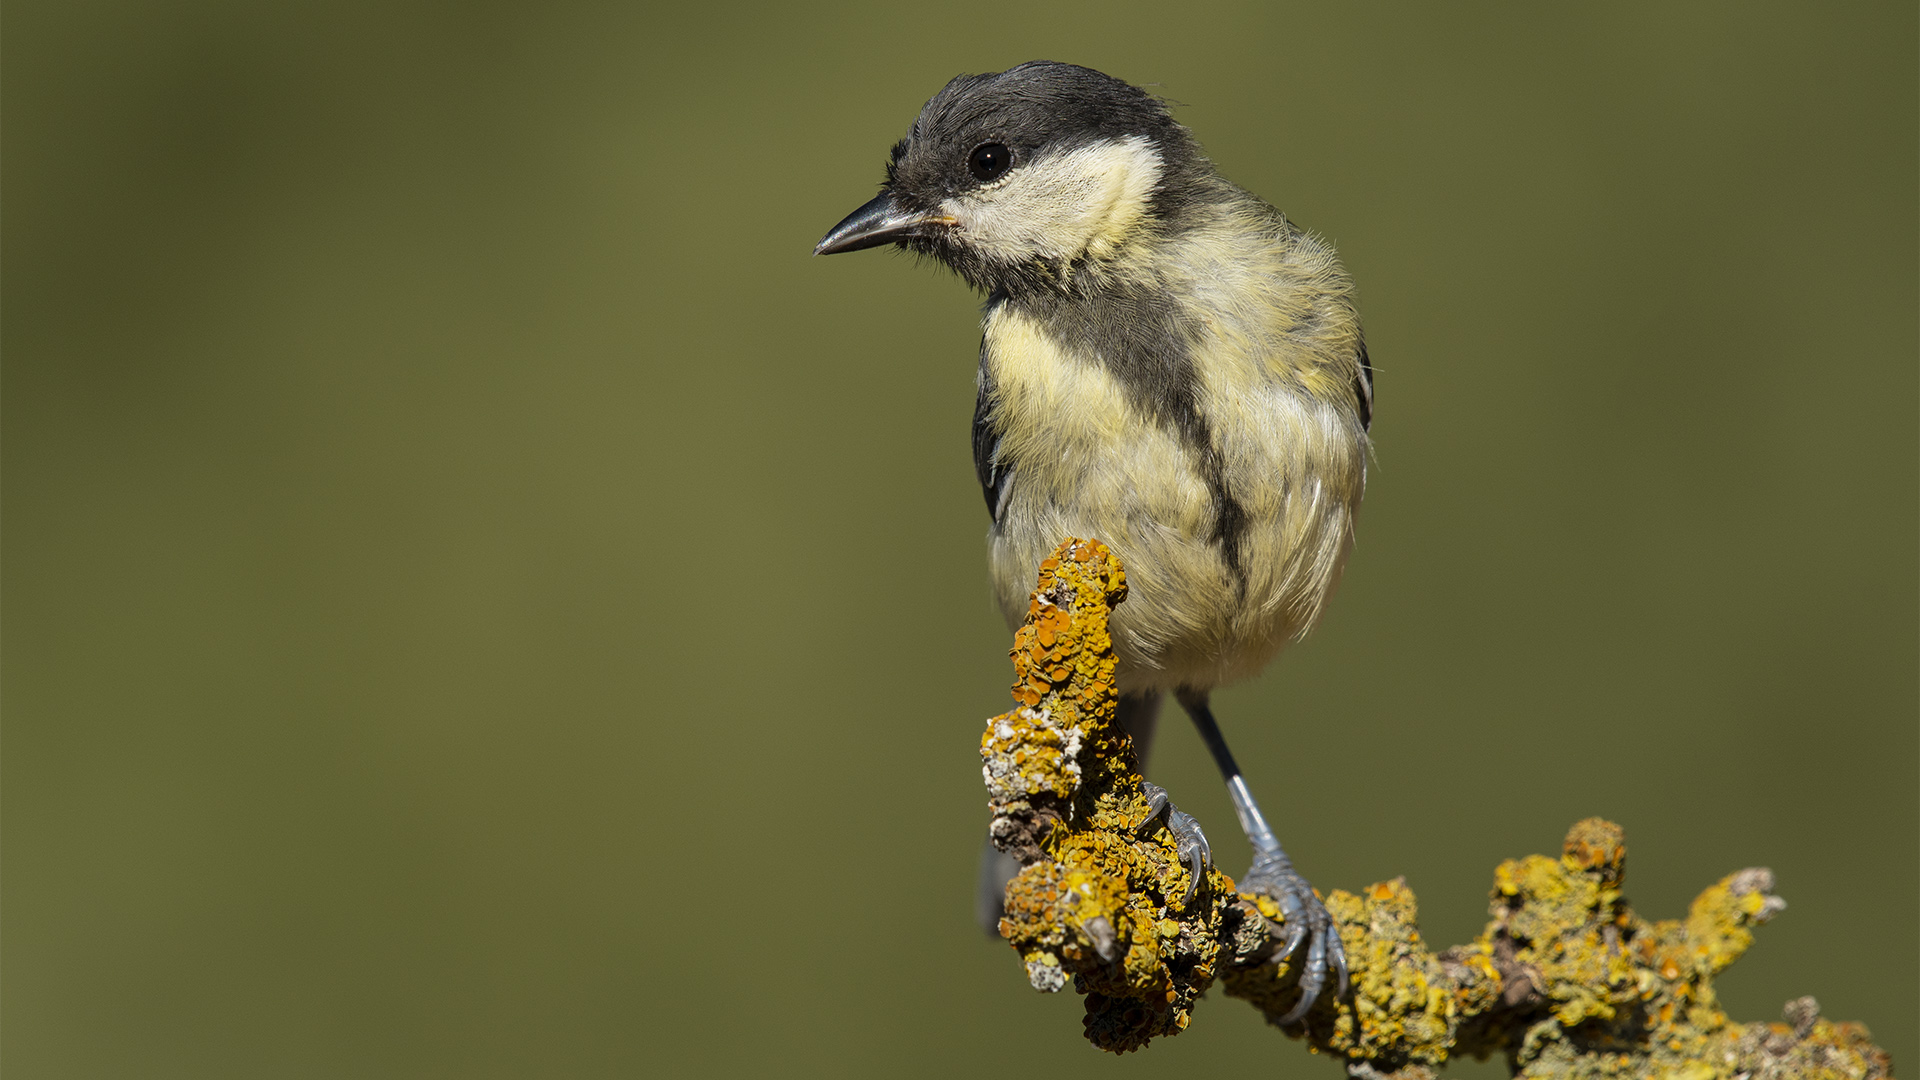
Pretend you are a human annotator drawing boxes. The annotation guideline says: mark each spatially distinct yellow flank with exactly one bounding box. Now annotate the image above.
[1155,196,1365,392]
[981,546,1891,1075]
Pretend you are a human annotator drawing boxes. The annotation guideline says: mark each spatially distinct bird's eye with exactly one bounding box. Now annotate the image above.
[968,142,1012,182]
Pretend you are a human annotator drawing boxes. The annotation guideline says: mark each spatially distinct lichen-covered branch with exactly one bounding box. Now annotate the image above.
[981,538,1892,1079]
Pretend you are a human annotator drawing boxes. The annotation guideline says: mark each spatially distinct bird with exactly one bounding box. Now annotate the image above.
[814,61,1370,1023]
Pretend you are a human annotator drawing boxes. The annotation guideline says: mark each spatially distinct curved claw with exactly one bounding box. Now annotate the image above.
[1138,782,1211,905]
[1137,782,1169,830]
[1278,917,1308,963]
[1244,850,1347,1026]
[1166,804,1210,904]
[1284,932,1329,1026]
[1331,932,1350,999]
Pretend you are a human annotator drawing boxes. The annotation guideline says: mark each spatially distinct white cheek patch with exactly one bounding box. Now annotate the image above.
[942,135,1163,264]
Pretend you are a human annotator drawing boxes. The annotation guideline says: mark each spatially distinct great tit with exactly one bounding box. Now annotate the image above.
[815,60,1369,1022]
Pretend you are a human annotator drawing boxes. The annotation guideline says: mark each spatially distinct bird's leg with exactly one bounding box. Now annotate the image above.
[1175,687,1348,1024]
[1137,780,1210,905]
[1122,692,1216,907]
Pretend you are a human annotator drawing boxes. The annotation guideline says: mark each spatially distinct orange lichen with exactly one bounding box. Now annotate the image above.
[981,543,1890,1076]
[981,539,1243,1052]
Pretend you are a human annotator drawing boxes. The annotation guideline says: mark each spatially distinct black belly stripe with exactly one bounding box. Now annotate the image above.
[996,286,1251,587]
[1197,440,1249,586]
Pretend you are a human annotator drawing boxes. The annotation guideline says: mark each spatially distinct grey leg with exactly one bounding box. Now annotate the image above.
[1126,691,1213,907]
[1175,687,1348,1024]
[1137,780,1210,904]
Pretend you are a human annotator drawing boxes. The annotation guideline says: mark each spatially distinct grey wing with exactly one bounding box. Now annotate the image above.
[972,358,1011,522]
[1353,335,1374,431]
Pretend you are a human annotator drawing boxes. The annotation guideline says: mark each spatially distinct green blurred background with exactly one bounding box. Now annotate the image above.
[5,2,1914,1076]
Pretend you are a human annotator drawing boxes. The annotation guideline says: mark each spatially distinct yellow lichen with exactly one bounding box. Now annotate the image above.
[981,542,1889,1077]
[982,539,1241,1052]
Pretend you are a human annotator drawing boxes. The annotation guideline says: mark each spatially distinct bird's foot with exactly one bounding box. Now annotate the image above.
[1138,781,1211,906]
[1240,846,1348,1025]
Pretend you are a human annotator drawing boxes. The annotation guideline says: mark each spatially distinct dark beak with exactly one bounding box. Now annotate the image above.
[813,191,955,255]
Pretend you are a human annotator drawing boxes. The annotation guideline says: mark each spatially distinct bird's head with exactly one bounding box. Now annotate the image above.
[814,62,1206,294]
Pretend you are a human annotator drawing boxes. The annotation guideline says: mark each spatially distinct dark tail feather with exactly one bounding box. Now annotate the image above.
[1116,689,1163,772]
